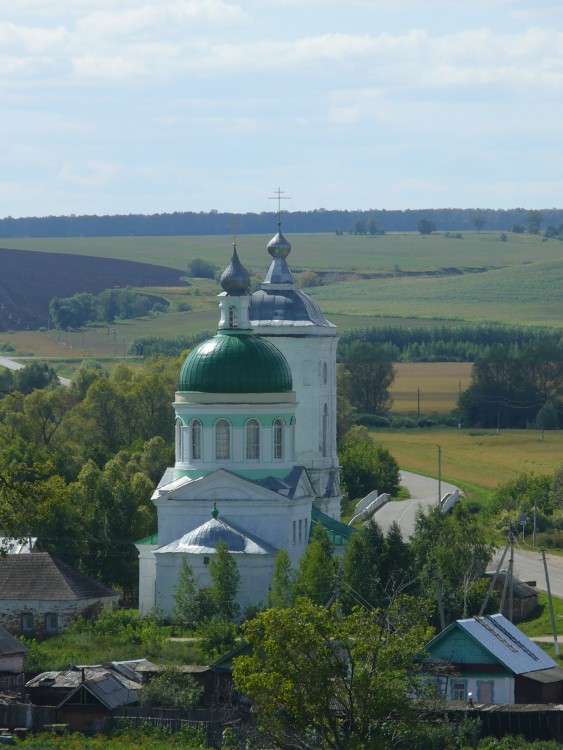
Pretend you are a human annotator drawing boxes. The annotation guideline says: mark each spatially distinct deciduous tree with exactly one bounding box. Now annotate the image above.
[233,597,431,750]
[342,342,395,415]
[339,426,400,499]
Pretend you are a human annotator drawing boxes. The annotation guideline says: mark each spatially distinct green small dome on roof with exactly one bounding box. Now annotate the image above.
[179,332,293,393]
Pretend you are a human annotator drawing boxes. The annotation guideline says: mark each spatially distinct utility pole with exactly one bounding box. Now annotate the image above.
[541,549,560,657]
[437,446,442,504]
[479,537,510,616]
[508,531,514,623]
[434,572,446,631]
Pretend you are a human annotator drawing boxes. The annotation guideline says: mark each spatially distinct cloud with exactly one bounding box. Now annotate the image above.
[59,161,122,189]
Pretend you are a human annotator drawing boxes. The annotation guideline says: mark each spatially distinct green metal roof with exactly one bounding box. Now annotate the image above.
[311,508,356,546]
[135,533,158,545]
[179,331,292,393]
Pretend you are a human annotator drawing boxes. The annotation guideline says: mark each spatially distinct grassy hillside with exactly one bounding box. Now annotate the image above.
[307,258,563,326]
[0,231,560,353]
[3,230,562,274]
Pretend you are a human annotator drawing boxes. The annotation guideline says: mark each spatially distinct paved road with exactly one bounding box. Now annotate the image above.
[373,470,460,537]
[0,356,71,387]
[490,547,563,599]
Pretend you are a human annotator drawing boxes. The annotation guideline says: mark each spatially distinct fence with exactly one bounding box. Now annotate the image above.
[109,706,235,748]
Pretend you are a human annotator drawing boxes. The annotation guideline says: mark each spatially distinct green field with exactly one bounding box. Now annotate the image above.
[4,230,561,275]
[0,232,560,356]
[307,258,563,326]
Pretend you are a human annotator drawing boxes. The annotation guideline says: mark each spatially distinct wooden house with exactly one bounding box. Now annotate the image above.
[422,613,563,704]
[0,626,28,695]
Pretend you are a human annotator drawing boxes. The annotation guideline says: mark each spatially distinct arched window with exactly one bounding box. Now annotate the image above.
[175,418,183,463]
[228,306,238,328]
[215,419,231,460]
[323,362,328,384]
[273,418,284,460]
[290,417,296,460]
[322,403,328,457]
[246,419,261,460]
[191,419,202,461]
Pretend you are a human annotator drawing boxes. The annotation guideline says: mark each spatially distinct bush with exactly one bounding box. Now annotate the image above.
[356,414,390,428]
[187,258,216,279]
[138,666,203,709]
[197,620,238,657]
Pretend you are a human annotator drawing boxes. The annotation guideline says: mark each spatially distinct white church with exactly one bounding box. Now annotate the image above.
[137,222,352,616]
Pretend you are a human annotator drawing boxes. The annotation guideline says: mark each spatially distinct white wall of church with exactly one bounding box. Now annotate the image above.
[155,552,276,617]
[156,495,312,567]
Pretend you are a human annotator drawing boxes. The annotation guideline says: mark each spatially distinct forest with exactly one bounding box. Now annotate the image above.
[1,207,563,237]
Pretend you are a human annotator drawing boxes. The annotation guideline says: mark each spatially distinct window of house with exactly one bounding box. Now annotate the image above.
[203,556,210,565]
[290,417,296,460]
[215,420,231,460]
[298,519,302,543]
[21,613,33,635]
[175,418,183,463]
[273,418,284,460]
[191,419,202,460]
[44,613,58,635]
[292,521,296,545]
[323,362,328,384]
[246,419,261,460]
[452,682,467,701]
[228,306,238,328]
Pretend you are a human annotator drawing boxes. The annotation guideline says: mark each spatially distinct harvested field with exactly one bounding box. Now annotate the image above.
[372,428,563,491]
[390,362,472,415]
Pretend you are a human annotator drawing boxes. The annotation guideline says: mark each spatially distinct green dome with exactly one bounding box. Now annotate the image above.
[179,332,293,393]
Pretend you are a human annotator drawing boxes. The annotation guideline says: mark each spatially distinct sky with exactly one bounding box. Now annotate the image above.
[1,0,563,218]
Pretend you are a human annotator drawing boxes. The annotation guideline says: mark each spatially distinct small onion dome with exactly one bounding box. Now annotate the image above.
[267,223,292,259]
[179,331,292,393]
[220,244,250,295]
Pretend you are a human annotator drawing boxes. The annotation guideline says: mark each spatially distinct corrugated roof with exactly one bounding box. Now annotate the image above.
[0,626,28,656]
[520,666,563,684]
[60,672,138,710]
[0,553,118,601]
[27,666,141,693]
[456,614,556,675]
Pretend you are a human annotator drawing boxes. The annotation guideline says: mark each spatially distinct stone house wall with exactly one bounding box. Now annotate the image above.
[0,596,120,639]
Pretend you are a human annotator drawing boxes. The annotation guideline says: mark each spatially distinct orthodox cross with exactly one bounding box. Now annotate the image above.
[268,188,291,224]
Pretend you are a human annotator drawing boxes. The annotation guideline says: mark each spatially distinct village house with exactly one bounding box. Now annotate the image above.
[0,553,119,638]
[422,613,563,704]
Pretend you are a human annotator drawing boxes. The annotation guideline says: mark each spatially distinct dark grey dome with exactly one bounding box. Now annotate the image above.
[250,288,335,328]
[220,245,250,295]
[267,226,292,260]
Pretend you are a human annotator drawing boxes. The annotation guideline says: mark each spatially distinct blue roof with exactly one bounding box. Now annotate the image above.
[427,614,556,676]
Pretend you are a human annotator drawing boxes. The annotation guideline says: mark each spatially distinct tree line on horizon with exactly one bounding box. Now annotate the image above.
[0,207,562,237]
